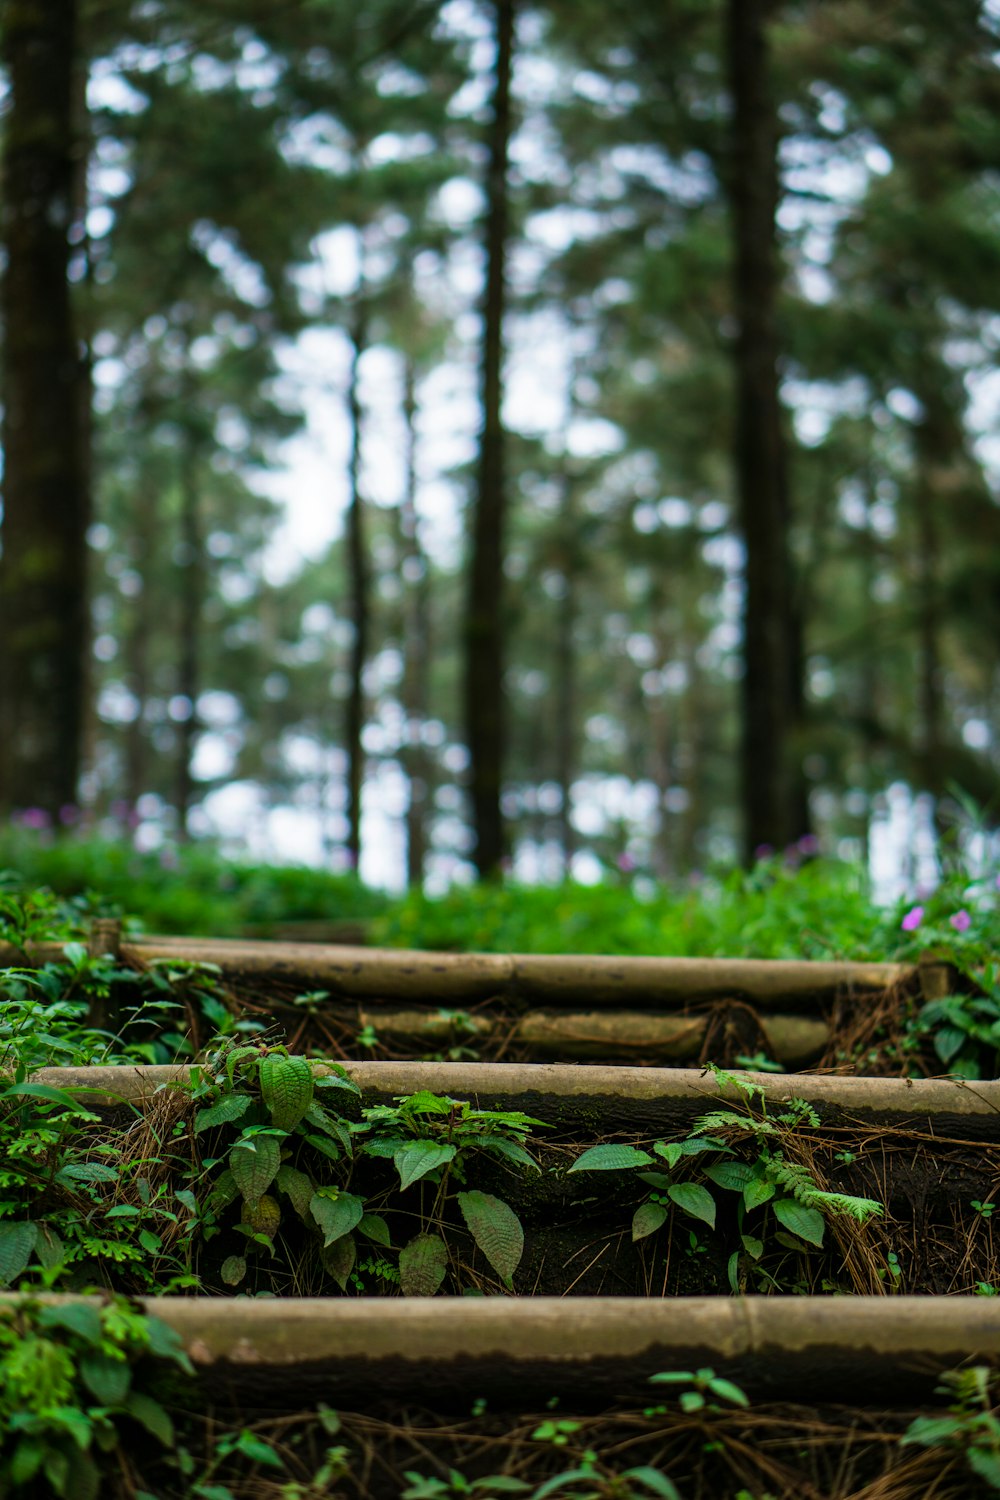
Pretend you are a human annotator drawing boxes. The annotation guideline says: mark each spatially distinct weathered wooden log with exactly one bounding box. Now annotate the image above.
[353,1004,829,1066]
[3,1294,997,1406]
[0,932,916,1010]
[32,1060,1000,1138]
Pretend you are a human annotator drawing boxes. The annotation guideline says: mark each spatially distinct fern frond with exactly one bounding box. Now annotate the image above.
[691,1110,777,1137]
[764,1155,883,1222]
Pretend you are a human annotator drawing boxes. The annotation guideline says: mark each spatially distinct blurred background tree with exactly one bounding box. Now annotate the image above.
[1,0,997,890]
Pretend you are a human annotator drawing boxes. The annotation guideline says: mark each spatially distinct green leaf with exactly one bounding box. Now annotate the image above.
[653,1142,683,1170]
[10,1437,45,1484]
[302,1132,342,1162]
[901,1415,964,1447]
[275,1165,316,1219]
[358,1212,391,1246]
[233,1431,285,1468]
[126,1391,175,1447]
[221,1255,247,1286]
[394,1139,457,1191]
[309,1190,365,1247]
[966,1446,1000,1487]
[2,1081,79,1109]
[934,1027,968,1066]
[457,1191,524,1286]
[194,1094,253,1133]
[80,1351,131,1407]
[632,1202,668,1242]
[0,1221,38,1285]
[531,1469,598,1500]
[707,1377,750,1408]
[667,1183,717,1229]
[637,1171,673,1190]
[743,1177,775,1213]
[38,1301,103,1345]
[741,1233,764,1260]
[230,1134,281,1205]
[567,1144,654,1173]
[620,1467,681,1498]
[772,1198,825,1248]
[399,1233,448,1296]
[34,1224,65,1270]
[321,1232,357,1290]
[703,1161,757,1193]
[260,1053,314,1131]
[55,1162,118,1185]
[475,1136,539,1172]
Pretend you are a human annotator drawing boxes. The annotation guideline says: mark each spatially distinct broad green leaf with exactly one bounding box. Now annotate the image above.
[653,1142,683,1170]
[2,1081,79,1109]
[399,1232,448,1296]
[743,1177,775,1213]
[55,1162,118,1185]
[125,1391,175,1447]
[567,1144,654,1173]
[260,1053,314,1131]
[230,1134,281,1205]
[667,1183,716,1229]
[38,1301,103,1345]
[901,1415,963,1447]
[309,1190,364,1247]
[707,1377,750,1408]
[321,1232,357,1290]
[934,1027,968,1066]
[772,1198,825,1248]
[358,1212,391,1246]
[457,1191,524,1286]
[0,1221,38,1285]
[632,1202,668,1242]
[741,1233,764,1260]
[394,1139,457,1191]
[80,1351,131,1407]
[194,1093,252,1133]
[967,1448,1000,1487]
[399,1091,455,1115]
[703,1161,757,1193]
[637,1171,673,1190]
[275,1165,316,1219]
[476,1136,539,1172]
[34,1225,65,1270]
[220,1255,247,1286]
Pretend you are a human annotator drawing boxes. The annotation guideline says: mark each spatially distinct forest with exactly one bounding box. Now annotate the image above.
[1,0,999,892]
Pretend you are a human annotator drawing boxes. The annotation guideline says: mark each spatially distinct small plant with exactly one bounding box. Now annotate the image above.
[902,1365,1000,1491]
[568,1068,882,1291]
[0,1292,194,1498]
[647,1367,750,1414]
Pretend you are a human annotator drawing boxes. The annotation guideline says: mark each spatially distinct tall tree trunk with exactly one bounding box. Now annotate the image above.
[345,293,370,873]
[725,0,804,861]
[464,0,514,879]
[553,470,579,878]
[0,0,89,818]
[175,430,203,839]
[124,490,158,820]
[398,358,432,888]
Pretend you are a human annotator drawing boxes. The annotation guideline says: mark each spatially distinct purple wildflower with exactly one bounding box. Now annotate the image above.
[754,844,774,861]
[617,852,637,873]
[901,906,924,932]
[797,833,820,856]
[19,807,50,831]
[950,909,972,934]
[58,804,80,826]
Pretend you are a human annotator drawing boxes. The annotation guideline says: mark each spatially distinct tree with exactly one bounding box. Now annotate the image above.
[464,0,516,879]
[0,0,89,818]
[724,0,806,860]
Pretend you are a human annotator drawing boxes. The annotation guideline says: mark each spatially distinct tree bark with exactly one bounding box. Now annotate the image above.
[724,0,804,861]
[345,294,371,873]
[0,0,89,818]
[175,427,203,839]
[398,359,432,888]
[463,0,515,880]
[553,470,579,877]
